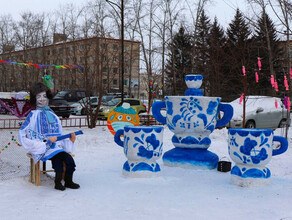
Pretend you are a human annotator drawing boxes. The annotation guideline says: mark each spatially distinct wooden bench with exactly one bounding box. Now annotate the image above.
[27,153,74,186]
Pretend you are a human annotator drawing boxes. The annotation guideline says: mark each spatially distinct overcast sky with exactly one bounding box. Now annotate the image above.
[1,0,247,27]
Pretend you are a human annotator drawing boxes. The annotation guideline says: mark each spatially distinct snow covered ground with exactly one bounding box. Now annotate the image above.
[0,124,292,220]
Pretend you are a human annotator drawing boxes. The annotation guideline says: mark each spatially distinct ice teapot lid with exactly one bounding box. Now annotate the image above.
[184,75,203,96]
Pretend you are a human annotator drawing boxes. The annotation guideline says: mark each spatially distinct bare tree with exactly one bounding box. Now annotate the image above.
[133,0,160,112]
[0,15,16,91]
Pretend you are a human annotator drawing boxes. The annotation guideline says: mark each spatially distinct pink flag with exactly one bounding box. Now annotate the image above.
[271,75,275,87]
[257,57,262,71]
[284,75,289,91]
[242,66,246,76]
[274,80,279,92]
[290,68,292,79]
[239,93,244,105]
[288,97,291,111]
[255,72,259,83]
[275,99,278,109]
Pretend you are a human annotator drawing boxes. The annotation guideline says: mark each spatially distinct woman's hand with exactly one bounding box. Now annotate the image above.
[48,136,57,143]
[70,133,76,143]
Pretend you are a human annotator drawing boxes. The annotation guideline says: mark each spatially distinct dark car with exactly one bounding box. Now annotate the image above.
[49,98,72,118]
[54,90,93,104]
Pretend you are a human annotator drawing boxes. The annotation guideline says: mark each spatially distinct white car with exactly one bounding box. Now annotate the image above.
[226,96,290,129]
[71,96,99,115]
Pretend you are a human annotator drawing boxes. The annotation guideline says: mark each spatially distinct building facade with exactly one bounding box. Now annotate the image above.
[0,37,140,97]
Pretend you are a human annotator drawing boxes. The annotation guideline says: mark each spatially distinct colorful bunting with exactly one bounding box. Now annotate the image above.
[0,131,21,156]
[0,60,83,69]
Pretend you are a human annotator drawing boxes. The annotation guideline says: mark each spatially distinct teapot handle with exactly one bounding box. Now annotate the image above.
[152,101,166,124]
[216,103,233,128]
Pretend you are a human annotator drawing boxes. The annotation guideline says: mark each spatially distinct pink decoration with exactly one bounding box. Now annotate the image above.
[284,97,288,109]
[274,80,279,92]
[0,98,32,119]
[271,75,275,87]
[290,68,292,79]
[257,57,262,71]
[255,72,259,83]
[275,99,278,109]
[284,75,289,91]
[242,66,246,76]
[288,97,291,111]
[239,93,244,105]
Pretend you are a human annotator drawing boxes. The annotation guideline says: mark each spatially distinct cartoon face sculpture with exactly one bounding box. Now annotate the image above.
[107,103,140,135]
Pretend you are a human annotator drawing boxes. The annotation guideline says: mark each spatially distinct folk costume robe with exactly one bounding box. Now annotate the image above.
[19,109,75,163]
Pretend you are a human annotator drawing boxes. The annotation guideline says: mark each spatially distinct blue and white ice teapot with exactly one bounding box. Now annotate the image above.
[153,75,233,149]
[152,75,234,169]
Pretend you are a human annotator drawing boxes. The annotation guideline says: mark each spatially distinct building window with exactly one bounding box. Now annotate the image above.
[102,67,107,73]
[113,57,118,63]
[113,44,118,51]
[79,44,85,51]
[124,79,129,86]
[113,68,118,74]
[102,79,107,84]
[101,43,107,49]
[47,50,50,55]
[103,55,107,62]
[113,79,118,85]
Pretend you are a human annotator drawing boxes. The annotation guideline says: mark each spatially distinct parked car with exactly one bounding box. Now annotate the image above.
[101,93,130,103]
[71,96,99,115]
[54,90,93,104]
[98,98,147,119]
[226,96,289,129]
[49,98,72,118]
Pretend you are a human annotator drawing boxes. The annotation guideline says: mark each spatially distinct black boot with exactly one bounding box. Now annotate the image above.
[64,173,80,189]
[54,172,65,191]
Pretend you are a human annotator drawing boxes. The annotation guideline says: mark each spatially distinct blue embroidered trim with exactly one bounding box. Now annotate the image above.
[41,149,66,161]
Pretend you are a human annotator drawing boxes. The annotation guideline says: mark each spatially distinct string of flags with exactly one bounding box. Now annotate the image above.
[0,60,83,69]
[0,131,21,156]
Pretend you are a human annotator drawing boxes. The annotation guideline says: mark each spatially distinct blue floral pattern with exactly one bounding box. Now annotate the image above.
[133,133,162,159]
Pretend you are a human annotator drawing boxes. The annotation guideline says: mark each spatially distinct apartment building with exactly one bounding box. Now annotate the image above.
[0,36,140,97]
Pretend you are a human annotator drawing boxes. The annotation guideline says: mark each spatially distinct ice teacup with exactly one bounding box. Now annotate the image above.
[228,128,288,186]
[114,125,164,177]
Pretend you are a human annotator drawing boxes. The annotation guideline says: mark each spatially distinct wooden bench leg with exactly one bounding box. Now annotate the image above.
[30,158,34,184]
[36,161,40,186]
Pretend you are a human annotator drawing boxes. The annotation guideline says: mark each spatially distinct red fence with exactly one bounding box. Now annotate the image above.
[0,115,161,129]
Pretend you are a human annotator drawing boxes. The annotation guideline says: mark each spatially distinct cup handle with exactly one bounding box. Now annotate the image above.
[272,136,288,156]
[152,101,166,124]
[114,129,124,147]
[216,103,234,128]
